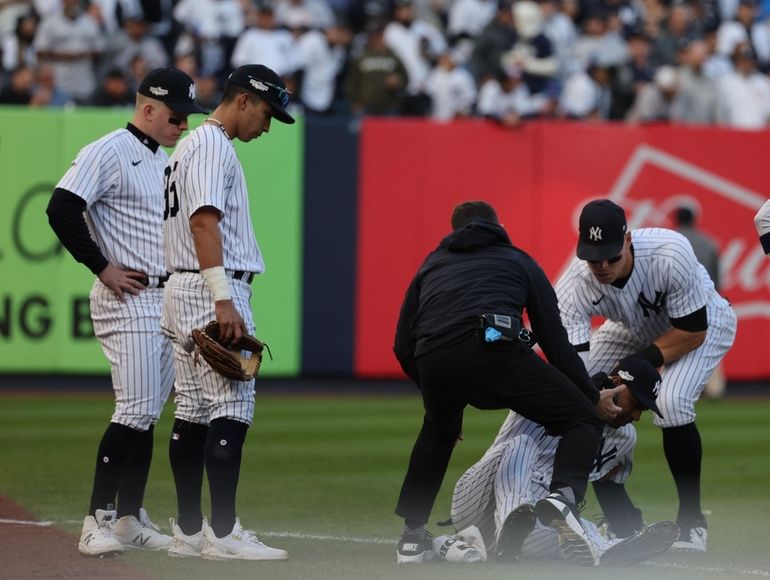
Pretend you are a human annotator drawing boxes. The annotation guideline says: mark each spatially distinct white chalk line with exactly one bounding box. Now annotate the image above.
[2,519,768,576]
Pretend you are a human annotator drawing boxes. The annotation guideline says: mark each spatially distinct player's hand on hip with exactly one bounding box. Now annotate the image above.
[595,386,623,422]
[214,300,247,345]
[98,264,147,301]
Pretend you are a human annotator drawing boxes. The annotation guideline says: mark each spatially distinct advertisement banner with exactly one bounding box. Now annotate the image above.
[0,108,303,376]
[356,121,769,380]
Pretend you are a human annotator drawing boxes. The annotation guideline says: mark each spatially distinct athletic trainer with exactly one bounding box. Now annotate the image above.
[555,199,737,552]
[47,67,206,556]
[161,64,294,561]
[393,200,621,565]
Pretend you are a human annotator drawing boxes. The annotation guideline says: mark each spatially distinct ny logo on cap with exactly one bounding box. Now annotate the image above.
[189,83,195,99]
[589,226,602,241]
[652,380,661,397]
[149,86,168,96]
[618,370,634,382]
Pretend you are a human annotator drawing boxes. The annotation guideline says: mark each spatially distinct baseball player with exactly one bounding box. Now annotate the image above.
[46,67,207,556]
[447,357,679,567]
[555,199,737,552]
[754,198,770,257]
[161,64,294,561]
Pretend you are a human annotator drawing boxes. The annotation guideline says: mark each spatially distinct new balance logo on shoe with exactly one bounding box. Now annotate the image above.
[84,533,94,545]
[133,534,151,546]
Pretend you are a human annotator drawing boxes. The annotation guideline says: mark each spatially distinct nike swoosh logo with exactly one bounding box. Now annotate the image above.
[591,296,604,305]
[131,160,142,166]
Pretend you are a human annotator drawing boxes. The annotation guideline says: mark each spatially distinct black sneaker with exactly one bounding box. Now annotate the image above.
[600,521,679,566]
[535,492,598,566]
[396,529,434,563]
[496,504,536,562]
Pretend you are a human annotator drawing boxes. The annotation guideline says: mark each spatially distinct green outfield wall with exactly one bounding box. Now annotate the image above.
[0,107,303,376]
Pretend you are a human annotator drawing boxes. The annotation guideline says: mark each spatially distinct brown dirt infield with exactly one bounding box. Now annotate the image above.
[0,495,149,579]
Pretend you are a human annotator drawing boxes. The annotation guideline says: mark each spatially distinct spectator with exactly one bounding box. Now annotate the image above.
[384,0,447,115]
[716,43,770,128]
[34,0,105,104]
[105,16,170,79]
[627,64,679,122]
[274,0,336,30]
[346,23,408,115]
[649,1,702,69]
[230,4,297,77]
[502,0,558,96]
[671,205,725,399]
[671,40,719,124]
[559,61,612,118]
[703,25,734,79]
[468,0,516,84]
[539,0,578,78]
[294,23,352,114]
[29,62,68,106]
[446,0,497,40]
[478,65,550,124]
[0,0,31,40]
[569,9,629,73]
[0,64,33,103]
[609,29,654,119]
[1,12,38,73]
[425,50,477,121]
[90,67,134,106]
[716,0,770,70]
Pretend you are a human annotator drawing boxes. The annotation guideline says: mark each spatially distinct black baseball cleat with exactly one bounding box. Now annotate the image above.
[535,492,598,566]
[396,529,434,563]
[496,504,536,562]
[600,521,679,566]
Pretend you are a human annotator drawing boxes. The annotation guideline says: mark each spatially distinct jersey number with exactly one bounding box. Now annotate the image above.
[163,162,179,220]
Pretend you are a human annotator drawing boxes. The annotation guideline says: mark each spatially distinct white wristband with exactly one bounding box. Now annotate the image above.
[201,266,231,301]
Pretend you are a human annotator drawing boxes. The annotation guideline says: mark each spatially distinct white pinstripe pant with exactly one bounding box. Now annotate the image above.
[586,297,737,428]
[162,272,256,425]
[450,434,616,560]
[90,281,174,430]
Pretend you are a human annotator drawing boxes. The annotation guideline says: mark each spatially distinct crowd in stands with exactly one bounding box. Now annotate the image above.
[2,0,770,127]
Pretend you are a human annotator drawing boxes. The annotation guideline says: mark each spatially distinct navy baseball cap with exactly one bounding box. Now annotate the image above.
[612,357,664,418]
[577,199,628,261]
[226,64,295,124]
[138,67,208,114]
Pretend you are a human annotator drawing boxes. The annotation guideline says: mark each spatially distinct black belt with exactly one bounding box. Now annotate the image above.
[139,274,170,288]
[177,269,255,285]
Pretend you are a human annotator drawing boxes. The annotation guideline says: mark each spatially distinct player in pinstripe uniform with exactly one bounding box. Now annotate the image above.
[161,64,294,561]
[555,199,737,553]
[46,67,207,556]
[754,198,770,256]
[447,358,679,566]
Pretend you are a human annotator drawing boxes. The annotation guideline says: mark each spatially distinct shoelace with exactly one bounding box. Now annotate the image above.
[234,524,268,546]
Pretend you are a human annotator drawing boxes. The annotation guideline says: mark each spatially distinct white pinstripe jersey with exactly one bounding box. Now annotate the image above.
[486,411,636,486]
[56,127,169,276]
[163,124,265,273]
[556,228,717,346]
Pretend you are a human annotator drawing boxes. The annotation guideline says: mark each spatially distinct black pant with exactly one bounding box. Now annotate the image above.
[395,335,603,525]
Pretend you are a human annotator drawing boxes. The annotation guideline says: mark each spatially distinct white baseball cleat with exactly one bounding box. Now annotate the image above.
[168,517,206,558]
[113,513,172,550]
[671,521,707,552]
[78,509,123,556]
[139,507,163,533]
[433,528,486,563]
[535,493,598,567]
[201,518,288,561]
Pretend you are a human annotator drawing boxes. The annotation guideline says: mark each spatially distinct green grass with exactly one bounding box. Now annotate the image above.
[1,392,769,579]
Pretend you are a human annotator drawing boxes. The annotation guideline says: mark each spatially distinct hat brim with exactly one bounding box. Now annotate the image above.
[577,239,624,261]
[166,101,209,114]
[627,387,664,418]
[264,97,296,124]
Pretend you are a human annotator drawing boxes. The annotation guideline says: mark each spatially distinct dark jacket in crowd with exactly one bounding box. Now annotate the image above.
[393,220,598,403]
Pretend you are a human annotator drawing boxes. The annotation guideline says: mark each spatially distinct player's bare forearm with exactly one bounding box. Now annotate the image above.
[190,208,224,269]
[654,327,707,365]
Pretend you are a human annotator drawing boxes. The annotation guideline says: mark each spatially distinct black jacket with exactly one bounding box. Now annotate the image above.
[393,220,598,404]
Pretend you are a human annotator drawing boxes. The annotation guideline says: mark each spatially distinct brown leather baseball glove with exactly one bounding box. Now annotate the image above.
[191,321,269,381]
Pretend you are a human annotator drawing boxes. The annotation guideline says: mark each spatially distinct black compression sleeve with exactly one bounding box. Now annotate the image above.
[670,306,708,332]
[47,188,108,275]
